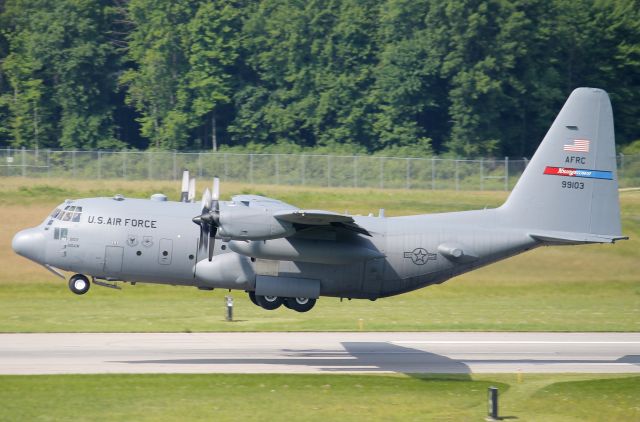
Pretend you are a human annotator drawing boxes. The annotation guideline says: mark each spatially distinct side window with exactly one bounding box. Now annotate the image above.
[54,228,60,240]
[60,228,68,241]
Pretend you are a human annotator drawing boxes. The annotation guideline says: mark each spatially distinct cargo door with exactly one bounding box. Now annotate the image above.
[104,246,123,273]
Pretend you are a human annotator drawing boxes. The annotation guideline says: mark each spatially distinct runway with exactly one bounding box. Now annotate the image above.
[1,332,639,375]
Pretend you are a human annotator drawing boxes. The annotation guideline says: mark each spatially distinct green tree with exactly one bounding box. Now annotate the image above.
[369,0,437,154]
[121,0,242,150]
[1,0,122,149]
[231,0,380,149]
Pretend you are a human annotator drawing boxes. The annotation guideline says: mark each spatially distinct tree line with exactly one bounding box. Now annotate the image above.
[1,0,639,157]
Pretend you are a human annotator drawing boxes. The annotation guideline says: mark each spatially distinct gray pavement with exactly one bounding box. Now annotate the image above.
[0,332,639,375]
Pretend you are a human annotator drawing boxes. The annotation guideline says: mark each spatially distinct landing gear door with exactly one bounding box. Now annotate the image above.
[104,246,123,273]
[362,258,384,299]
[158,238,173,265]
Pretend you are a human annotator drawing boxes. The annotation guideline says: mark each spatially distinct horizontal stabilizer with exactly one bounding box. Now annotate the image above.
[529,231,628,245]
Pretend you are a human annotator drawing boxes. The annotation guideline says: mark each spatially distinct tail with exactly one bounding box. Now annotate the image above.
[500,87,627,244]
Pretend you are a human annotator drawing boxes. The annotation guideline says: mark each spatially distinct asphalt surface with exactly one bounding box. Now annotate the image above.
[1,332,639,375]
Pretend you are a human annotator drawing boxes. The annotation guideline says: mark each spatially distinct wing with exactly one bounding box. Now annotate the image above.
[274,209,371,236]
[231,194,297,210]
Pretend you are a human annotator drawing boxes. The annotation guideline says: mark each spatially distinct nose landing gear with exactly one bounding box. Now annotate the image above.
[68,274,90,295]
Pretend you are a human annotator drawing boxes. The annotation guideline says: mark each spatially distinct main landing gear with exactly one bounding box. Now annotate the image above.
[248,291,316,313]
[68,274,90,295]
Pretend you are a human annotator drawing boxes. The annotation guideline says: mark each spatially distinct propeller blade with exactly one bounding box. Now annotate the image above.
[194,180,222,262]
[198,222,207,251]
[208,226,217,261]
[188,178,196,203]
[201,188,212,212]
[180,170,190,202]
[212,176,220,201]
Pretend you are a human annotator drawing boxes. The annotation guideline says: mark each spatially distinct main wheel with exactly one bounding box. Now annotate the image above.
[255,295,283,310]
[68,274,90,295]
[285,297,316,313]
[248,291,258,306]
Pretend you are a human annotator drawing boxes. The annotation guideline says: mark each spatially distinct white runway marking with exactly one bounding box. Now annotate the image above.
[0,332,638,375]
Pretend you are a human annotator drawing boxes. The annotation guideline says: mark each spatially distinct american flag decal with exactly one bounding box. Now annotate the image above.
[563,139,590,152]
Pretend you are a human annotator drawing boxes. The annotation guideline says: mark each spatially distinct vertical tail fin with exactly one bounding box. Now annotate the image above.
[501,88,625,243]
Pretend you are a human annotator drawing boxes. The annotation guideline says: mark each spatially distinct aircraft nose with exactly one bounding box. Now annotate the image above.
[12,228,45,263]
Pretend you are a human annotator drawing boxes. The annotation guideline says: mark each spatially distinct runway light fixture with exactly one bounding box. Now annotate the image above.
[486,386,499,421]
[225,295,234,321]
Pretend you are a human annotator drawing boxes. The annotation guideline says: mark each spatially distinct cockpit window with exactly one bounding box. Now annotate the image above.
[72,207,82,222]
[51,205,83,222]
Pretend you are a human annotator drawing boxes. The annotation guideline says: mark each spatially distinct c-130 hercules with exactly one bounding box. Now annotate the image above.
[12,88,627,312]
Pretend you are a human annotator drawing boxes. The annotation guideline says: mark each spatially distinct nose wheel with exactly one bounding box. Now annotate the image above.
[68,274,90,295]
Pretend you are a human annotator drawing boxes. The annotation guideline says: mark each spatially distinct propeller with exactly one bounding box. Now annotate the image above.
[192,177,221,261]
[180,170,190,202]
[187,178,196,203]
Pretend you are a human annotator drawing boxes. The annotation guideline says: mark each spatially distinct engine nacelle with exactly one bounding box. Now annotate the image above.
[217,203,295,240]
[194,253,255,289]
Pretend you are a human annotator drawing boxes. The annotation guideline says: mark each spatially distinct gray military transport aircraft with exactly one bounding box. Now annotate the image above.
[12,88,627,312]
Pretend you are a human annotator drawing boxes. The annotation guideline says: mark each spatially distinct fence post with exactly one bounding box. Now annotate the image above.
[353,155,358,188]
[72,150,76,179]
[224,153,228,181]
[380,157,384,189]
[145,152,150,179]
[122,152,126,179]
[198,152,202,178]
[97,151,102,179]
[327,155,331,187]
[249,153,254,184]
[275,154,280,185]
[47,149,51,179]
[455,160,459,191]
[173,151,177,180]
[21,147,26,177]
[431,157,436,190]
[300,154,305,185]
[406,158,410,190]
[504,156,509,191]
[480,158,484,191]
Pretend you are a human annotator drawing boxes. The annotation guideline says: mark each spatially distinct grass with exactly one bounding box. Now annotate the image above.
[0,177,638,332]
[0,279,638,332]
[0,373,638,421]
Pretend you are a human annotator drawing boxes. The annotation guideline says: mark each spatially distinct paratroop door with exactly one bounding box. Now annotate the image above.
[104,246,123,273]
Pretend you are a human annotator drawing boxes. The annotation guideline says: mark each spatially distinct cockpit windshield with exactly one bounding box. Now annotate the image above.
[50,205,83,223]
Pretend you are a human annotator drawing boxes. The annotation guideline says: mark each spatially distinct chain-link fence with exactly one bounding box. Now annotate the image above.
[1,148,638,191]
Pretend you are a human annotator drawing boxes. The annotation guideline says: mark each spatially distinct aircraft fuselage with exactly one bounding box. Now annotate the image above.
[18,195,537,300]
